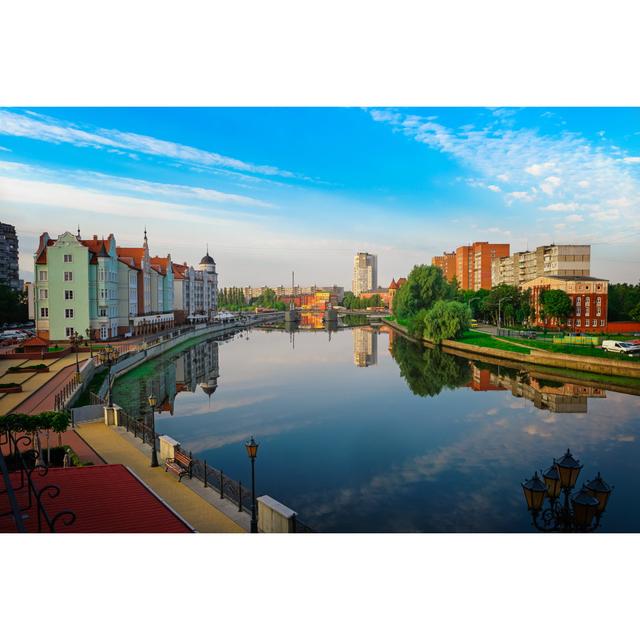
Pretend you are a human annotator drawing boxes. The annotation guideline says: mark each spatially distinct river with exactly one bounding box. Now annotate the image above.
[111,321,640,532]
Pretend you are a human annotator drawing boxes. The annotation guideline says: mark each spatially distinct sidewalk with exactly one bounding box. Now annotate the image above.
[74,419,245,533]
[0,352,91,416]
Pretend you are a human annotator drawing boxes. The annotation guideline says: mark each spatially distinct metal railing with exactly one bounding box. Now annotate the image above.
[54,374,81,411]
[0,431,76,533]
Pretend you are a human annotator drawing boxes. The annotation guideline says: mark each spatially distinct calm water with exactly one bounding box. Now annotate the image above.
[112,323,640,532]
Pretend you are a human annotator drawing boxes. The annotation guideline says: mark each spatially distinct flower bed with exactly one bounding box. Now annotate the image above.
[7,363,50,373]
[0,383,22,393]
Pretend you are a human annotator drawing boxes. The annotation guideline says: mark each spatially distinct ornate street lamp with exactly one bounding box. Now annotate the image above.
[69,330,81,380]
[521,450,613,533]
[99,344,118,408]
[245,436,259,533]
[147,393,159,468]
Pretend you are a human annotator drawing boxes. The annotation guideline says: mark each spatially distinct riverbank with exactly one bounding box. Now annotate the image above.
[382,319,640,392]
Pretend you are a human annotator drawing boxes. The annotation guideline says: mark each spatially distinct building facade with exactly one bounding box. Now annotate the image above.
[523,275,608,333]
[492,244,591,288]
[0,222,20,290]
[33,230,176,340]
[353,326,378,367]
[352,252,377,296]
[172,250,218,324]
[431,251,457,283]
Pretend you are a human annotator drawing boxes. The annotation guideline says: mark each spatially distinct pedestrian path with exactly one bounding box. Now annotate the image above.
[74,420,245,533]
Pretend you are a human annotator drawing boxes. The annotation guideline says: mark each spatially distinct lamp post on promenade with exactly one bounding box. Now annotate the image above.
[497,296,511,337]
[85,327,93,357]
[147,393,159,468]
[99,345,117,408]
[70,330,81,381]
[245,436,259,533]
[521,449,613,532]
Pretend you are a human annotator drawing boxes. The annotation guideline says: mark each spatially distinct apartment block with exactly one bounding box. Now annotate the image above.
[0,222,20,290]
[352,252,377,296]
[492,245,591,287]
[431,251,457,283]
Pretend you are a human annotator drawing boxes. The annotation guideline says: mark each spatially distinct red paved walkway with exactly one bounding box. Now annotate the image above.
[12,362,80,414]
[0,464,193,533]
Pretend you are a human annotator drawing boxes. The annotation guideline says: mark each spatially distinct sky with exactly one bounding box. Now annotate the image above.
[1,107,639,288]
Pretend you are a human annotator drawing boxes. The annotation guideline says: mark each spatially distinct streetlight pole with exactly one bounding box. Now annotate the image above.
[497,296,511,337]
[245,436,259,533]
[148,393,159,468]
[71,330,81,380]
[86,327,93,358]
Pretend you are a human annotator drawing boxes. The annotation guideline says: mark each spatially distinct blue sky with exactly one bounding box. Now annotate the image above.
[1,107,639,287]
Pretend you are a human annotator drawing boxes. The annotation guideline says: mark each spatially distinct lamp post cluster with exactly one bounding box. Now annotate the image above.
[522,449,613,532]
[147,393,159,468]
[98,345,118,408]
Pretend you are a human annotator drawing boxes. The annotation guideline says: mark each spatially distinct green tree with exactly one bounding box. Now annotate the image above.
[391,336,471,397]
[423,300,471,344]
[629,301,640,322]
[540,289,573,325]
[392,265,454,320]
[608,282,640,321]
[0,284,28,325]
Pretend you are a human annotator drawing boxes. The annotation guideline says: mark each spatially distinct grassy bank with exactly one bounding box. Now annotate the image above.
[456,331,531,354]
[501,336,636,361]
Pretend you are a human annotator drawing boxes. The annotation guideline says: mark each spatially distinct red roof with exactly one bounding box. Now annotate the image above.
[117,247,146,268]
[388,278,398,290]
[396,277,407,287]
[0,465,192,533]
[22,336,50,347]
[172,263,187,279]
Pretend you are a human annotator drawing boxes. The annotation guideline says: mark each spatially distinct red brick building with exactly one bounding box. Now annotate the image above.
[433,242,510,290]
[523,275,609,333]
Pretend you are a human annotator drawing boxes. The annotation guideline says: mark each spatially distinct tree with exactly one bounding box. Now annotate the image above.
[608,282,640,321]
[540,289,573,326]
[392,264,455,320]
[391,336,471,397]
[423,300,471,344]
[0,284,28,325]
[629,301,640,322]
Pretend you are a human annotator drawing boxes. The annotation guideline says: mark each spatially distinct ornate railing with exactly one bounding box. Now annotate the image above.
[54,375,81,411]
[0,432,76,533]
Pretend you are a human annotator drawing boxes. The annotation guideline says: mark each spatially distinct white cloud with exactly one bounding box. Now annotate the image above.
[487,184,501,192]
[565,214,584,222]
[578,179,590,188]
[623,157,640,164]
[0,145,11,152]
[525,162,555,176]
[540,175,561,195]
[542,202,579,212]
[496,173,510,182]
[0,109,302,180]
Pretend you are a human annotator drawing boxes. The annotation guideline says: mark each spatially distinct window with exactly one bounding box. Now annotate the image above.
[64,271,73,281]
[39,288,48,300]
[99,308,107,317]
[65,290,74,300]
[576,319,581,327]
[40,307,49,318]
[597,296,601,304]
[65,308,74,318]
[100,326,108,339]
[64,254,73,263]
[600,320,605,327]
[39,270,48,281]
[65,327,75,338]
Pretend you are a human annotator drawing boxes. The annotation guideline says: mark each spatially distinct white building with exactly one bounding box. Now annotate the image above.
[173,249,218,324]
[352,252,377,296]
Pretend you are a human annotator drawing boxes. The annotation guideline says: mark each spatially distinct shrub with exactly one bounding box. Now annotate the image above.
[423,300,471,344]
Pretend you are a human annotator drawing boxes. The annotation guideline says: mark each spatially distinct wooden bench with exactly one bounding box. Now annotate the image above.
[164,450,192,482]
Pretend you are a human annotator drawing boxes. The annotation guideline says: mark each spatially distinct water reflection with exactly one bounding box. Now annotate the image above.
[113,339,220,416]
[390,336,471,396]
[353,327,378,367]
[111,326,640,532]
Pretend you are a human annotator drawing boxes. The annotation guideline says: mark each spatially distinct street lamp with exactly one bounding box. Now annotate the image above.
[99,344,118,408]
[245,436,259,533]
[497,296,512,336]
[85,327,93,357]
[521,449,613,532]
[147,393,159,468]
[69,330,81,379]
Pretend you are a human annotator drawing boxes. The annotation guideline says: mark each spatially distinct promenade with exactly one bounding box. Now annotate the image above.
[75,419,246,533]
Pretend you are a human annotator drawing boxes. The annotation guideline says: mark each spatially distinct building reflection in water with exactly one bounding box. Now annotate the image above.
[353,326,378,367]
[467,363,605,414]
[134,339,221,415]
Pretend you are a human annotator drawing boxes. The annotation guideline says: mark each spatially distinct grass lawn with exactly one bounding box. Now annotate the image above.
[505,337,638,361]
[456,331,531,354]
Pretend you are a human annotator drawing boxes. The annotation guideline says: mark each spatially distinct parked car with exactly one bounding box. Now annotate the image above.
[0,330,27,341]
[601,340,640,355]
[519,330,537,339]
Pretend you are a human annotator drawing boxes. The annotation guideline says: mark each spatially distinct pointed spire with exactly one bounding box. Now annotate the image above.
[143,227,148,246]
[76,225,81,239]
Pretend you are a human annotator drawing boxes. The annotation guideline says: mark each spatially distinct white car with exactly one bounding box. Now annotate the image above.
[0,330,27,341]
[601,340,640,355]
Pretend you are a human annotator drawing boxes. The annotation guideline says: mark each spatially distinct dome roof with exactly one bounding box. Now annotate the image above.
[200,252,215,265]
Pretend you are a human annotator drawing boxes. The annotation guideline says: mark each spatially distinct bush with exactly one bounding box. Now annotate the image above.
[423,300,471,344]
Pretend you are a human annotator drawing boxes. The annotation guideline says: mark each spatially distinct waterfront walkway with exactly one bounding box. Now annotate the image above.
[74,419,245,533]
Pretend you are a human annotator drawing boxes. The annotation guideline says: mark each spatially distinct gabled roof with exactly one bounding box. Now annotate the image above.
[396,277,407,287]
[22,336,49,347]
[388,278,398,290]
[172,263,188,279]
[118,257,140,271]
[117,247,145,268]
